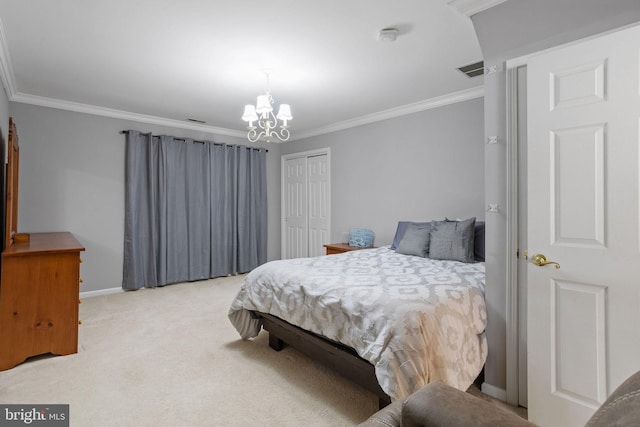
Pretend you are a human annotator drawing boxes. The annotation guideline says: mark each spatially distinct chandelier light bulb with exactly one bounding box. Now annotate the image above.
[242,105,258,123]
[255,94,273,115]
[276,104,292,120]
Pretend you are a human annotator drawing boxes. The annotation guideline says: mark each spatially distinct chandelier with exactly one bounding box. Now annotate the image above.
[241,72,292,143]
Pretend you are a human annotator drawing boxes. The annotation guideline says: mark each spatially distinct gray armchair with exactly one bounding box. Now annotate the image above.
[359,370,640,427]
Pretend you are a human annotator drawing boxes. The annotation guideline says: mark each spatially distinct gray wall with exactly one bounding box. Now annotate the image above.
[471,0,640,392]
[281,97,485,247]
[9,102,282,292]
[6,97,484,293]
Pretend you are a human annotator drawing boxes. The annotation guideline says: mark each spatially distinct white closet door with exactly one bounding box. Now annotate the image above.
[283,156,308,259]
[308,154,330,257]
[282,150,330,259]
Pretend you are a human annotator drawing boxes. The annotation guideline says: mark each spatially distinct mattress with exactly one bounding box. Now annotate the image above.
[228,246,487,399]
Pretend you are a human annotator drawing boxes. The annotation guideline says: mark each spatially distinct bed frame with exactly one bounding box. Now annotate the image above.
[255,311,392,409]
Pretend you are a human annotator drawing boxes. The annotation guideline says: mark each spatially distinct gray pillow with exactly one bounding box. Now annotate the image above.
[391,221,431,250]
[396,223,432,257]
[429,217,476,262]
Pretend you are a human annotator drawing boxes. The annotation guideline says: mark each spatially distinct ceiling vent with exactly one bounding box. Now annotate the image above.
[457,61,484,78]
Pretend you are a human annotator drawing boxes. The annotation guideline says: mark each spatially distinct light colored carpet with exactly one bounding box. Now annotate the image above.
[0,275,379,426]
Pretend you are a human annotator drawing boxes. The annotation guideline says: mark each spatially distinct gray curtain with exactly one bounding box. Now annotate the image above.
[123,131,267,290]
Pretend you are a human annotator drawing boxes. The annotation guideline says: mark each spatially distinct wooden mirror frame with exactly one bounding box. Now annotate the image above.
[5,117,19,249]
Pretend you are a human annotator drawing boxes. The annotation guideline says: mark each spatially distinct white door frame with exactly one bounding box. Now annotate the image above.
[505,62,524,407]
[281,147,331,259]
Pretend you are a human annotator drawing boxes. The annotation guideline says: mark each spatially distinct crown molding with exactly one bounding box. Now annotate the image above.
[10,86,483,143]
[446,0,510,17]
[0,17,17,99]
[291,85,484,141]
[10,92,247,138]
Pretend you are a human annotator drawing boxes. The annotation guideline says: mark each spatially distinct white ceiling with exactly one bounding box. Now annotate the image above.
[0,0,486,140]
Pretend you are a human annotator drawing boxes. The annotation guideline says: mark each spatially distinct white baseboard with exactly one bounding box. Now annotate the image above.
[80,287,123,298]
[481,382,507,402]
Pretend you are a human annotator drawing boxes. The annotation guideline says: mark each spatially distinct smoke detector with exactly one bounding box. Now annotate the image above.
[378,28,399,42]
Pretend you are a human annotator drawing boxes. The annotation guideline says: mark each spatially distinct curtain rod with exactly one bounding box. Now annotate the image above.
[120,130,268,152]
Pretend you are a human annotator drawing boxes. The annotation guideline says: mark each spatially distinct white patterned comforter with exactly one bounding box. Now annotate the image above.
[228,246,487,399]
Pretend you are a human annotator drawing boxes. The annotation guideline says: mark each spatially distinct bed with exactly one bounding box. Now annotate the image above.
[228,218,487,407]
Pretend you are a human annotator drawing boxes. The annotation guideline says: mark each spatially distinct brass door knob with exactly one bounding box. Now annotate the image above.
[531,253,560,269]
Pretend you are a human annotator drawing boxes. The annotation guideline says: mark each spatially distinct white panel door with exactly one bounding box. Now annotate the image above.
[527,24,640,427]
[283,156,308,259]
[307,154,330,257]
[282,151,330,259]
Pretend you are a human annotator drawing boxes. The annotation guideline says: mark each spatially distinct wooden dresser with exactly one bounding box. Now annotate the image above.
[0,232,85,371]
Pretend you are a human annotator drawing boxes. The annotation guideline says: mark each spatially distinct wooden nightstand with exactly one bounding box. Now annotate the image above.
[323,243,374,255]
